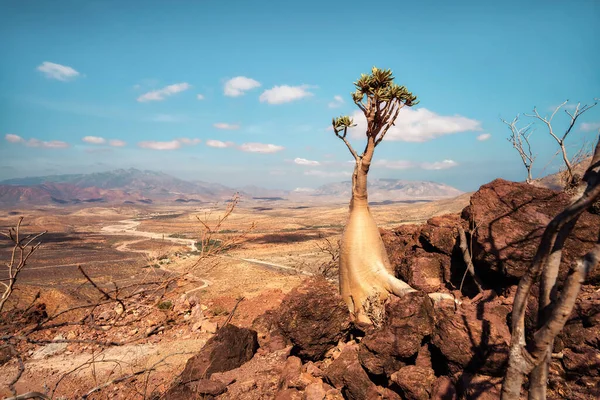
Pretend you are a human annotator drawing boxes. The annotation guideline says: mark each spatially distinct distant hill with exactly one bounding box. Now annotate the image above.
[0,169,464,206]
[0,168,237,206]
[311,179,463,201]
[0,182,137,206]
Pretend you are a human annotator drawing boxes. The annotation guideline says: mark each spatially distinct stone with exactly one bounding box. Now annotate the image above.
[390,365,436,400]
[164,378,227,399]
[462,179,600,283]
[431,301,510,376]
[179,324,259,383]
[324,344,380,400]
[277,277,352,361]
[430,376,457,400]
[359,291,434,377]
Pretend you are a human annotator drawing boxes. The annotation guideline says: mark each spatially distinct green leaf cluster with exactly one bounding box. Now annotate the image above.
[332,115,356,132]
[352,66,418,106]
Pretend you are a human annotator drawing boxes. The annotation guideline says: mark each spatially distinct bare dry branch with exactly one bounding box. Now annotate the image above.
[501,135,600,399]
[501,114,536,183]
[524,100,598,186]
[458,226,484,293]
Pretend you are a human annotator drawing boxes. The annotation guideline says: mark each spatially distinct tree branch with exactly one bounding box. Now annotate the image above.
[334,125,359,161]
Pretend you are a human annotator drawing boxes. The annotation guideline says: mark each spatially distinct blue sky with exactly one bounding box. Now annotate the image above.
[1,0,599,191]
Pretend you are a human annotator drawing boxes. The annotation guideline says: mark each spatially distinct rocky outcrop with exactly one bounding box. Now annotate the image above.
[359,292,434,377]
[176,324,259,385]
[276,277,352,361]
[431,297,510,376]
[462,178,600,283]
[186,178,600,400]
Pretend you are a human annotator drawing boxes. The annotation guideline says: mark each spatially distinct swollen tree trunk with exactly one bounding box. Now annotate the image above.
[339,139,414,323]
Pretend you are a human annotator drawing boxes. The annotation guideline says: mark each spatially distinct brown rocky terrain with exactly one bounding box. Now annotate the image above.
[161,179,599,399]
[1,178,598,399]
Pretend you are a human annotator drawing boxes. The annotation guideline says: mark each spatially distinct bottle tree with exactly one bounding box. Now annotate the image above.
[331,66,419,324]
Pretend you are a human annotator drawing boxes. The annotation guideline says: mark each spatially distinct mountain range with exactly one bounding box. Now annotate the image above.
[0,168,464,206]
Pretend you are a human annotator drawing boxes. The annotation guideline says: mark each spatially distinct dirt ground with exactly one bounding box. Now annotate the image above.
[0,195,469,398]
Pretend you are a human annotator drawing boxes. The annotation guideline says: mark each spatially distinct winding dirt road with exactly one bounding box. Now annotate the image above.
[101,219,198,251]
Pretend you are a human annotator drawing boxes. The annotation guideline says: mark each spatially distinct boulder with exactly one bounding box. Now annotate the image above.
[275,388,303,400]
[563,345,600,377]
[277,277,352,361]
[359,291,434,377]
[164,378,227,399]
[397,248,446,292]
[462,179,600,283]
[179,324,259,382]
[430,376,457,400]
[431,301,510,376]
[419,214,461,255]
[252,309,289,352]
[390,365,436,400]
[459,374,503,400]
[324,343,380,400]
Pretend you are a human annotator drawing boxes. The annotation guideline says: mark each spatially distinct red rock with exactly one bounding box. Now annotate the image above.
[563,346,600,377]
[431,301,510,376]
[164,378,227,399]
[431,376,457,400]
[359,292,434,377]
[415,344,432,369]
[277,277,352,361]
[459,374,503,400]
[419,214,461,256]
[397,248,446,292]
[390,365,436,400]
[324,344,380,400]
[462,179,600,282]
[275,388,303,400]
[179,324,259,382]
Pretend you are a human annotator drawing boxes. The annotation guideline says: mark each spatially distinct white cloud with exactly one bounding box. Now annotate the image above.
[374,159,415,170]
[137,82,190,102]
[82,136,106,145]
[239,142,284,153]
[206,140,235,148]
[5,134,23,143]
[372,158,459,170]
[37,61,80,81]
[213,122,240,130]
[137,137,202,150]
[328,95,345,108]
[477,133,492,141]
[294,157,320,166]
[293,187,315,192]
[5,133,69,149]
[421,160,458,170]
[581,122,600,132]
[109,139,127,147]
[259,85,314,105]
[28,139,70,149]
[304,170,351,178]
[178,138,201,145]
[138,140,182,150]
[197,94,205,100]
[348,107,482,142]
[224,76,261,97]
